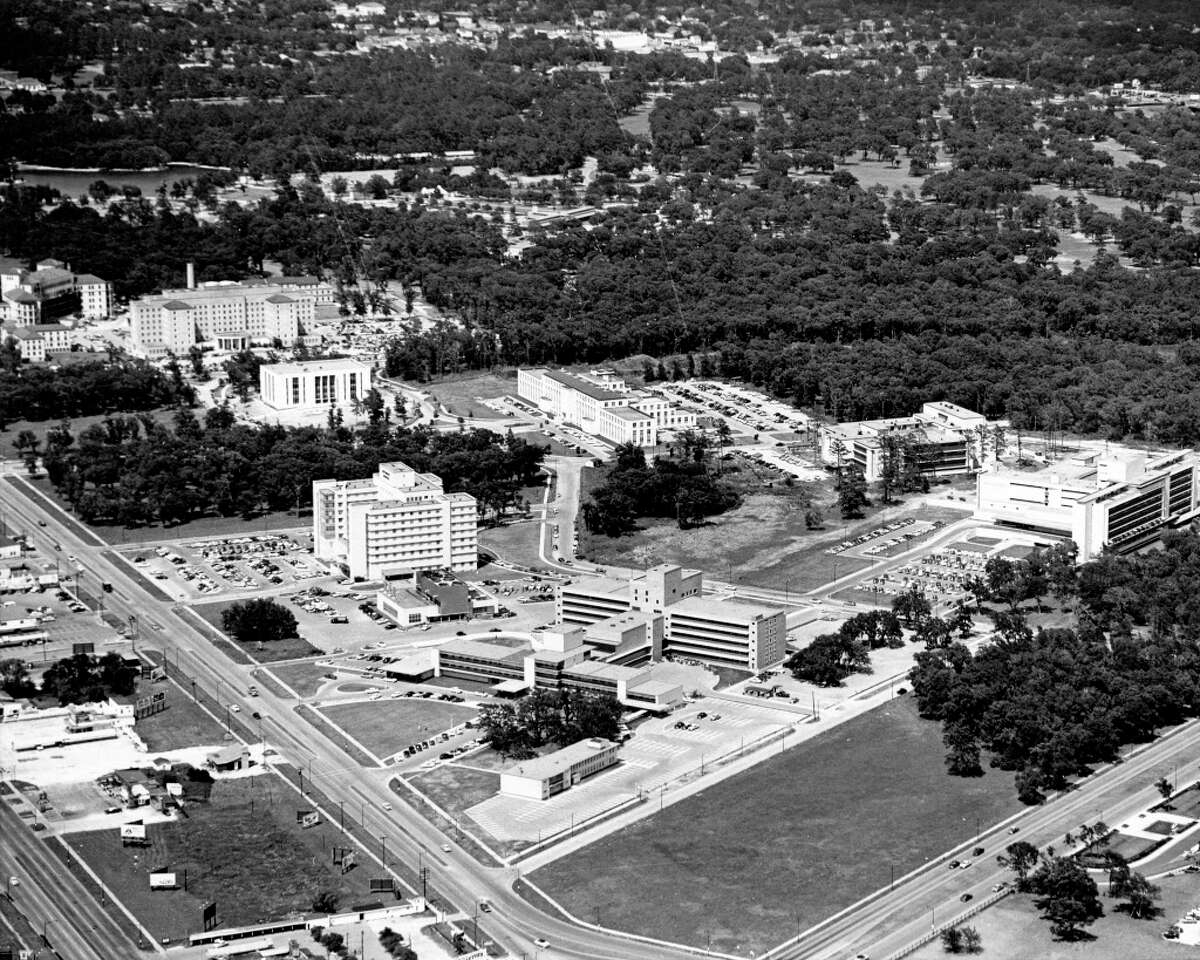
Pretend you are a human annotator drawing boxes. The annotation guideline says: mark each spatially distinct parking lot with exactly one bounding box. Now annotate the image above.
[656,379,813,441]
[444,692,798,848]
[121,531,319,601]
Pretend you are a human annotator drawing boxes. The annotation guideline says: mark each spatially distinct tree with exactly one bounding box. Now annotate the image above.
[960,927,982,953]
[893,585,932,629]
[187,345,206,378]
[221,597,299,645]
[13,429,40,475]
[1155,776,1173,802]
[838,464,868,519]
[1005,840,1041,887]
[940,927,964,953]
[0,658,36,698]
[1029,856,1103,940]
[311,890,340,913]
[786,632,871,686]
[1117,871,1159,919]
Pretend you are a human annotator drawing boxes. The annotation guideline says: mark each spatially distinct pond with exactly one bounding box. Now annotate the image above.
[15,163,230,197]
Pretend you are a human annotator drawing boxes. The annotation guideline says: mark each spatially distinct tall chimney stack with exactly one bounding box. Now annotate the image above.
[186,262,196,289]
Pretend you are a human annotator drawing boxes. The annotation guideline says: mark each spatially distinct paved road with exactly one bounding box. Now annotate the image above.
[1,475,704,960]
[0,801,142,960]
[8,472,1200,960]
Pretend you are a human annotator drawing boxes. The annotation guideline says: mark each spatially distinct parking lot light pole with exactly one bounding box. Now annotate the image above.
[380,835,387,868]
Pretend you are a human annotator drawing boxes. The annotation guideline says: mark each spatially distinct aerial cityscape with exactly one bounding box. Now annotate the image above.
[5,1,1200,959]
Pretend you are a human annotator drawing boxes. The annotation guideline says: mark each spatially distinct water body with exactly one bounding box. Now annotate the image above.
[15,163,229,197]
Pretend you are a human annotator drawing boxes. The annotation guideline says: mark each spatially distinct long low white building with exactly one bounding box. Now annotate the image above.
[975,449,1200,562]
[500,738,621,800]
[517,367,696,447]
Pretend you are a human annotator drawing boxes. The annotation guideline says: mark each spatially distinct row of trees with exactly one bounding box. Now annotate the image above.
[477,688,623,759]
[40,408,546,528]
[1,652,137,705]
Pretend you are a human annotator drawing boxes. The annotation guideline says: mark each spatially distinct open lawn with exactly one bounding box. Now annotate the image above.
[269,661,335,699]
[407,765,500,822]
[320,699,475,759]
[189,599,323,662]
[531,695,1019,956]
[581,466,970,591]
[424,372,519,418]
[134,688,228,752]
[66,775,377,944]
[910,877,1198,960]
[479,520,547,572]
[0,410,175,460]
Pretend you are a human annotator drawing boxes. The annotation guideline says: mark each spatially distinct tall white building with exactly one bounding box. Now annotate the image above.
[517,367,696,447]
[129,265,335,358]
[975,449,1200,561]
[313,462,478,580]
[259,358,373,409]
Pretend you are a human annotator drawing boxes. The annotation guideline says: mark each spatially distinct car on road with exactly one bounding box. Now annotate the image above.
[948,860,960,869]
[479,900,492,912]
[534,938,550,949]
[441,843,452,853]
[36,520,46,527]
[251,711,261,719]
[992,882,1008,892]
[381,802,392,811]
[960,893,973,902]
[958,860,971,869]
[229,704,240,713]
[67,554,76,562]
[1008,826,1020,834]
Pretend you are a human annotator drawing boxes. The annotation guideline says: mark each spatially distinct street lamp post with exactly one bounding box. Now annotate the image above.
[380,835,388,868]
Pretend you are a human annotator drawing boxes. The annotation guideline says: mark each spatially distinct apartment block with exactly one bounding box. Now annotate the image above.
[0,259,112,325]
[313,461,477,580]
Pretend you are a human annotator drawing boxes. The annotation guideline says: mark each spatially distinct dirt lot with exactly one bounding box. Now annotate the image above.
[66,774,377,944]
[134,689,229,753]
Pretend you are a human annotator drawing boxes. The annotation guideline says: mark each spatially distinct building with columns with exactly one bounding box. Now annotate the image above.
[258,358,373,409]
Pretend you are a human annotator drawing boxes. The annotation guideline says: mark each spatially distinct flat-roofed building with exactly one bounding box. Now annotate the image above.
[0,260,112,325]
[819,401,993,482]
[557,576,635,625]
[663,596,787,671]
[579,611,662,664]
[975,449,1200,561]
[313,461,477,580]
[259,358,373,410]
[500,738,621,800]
[517,367,696,448]
[129,266,334,357]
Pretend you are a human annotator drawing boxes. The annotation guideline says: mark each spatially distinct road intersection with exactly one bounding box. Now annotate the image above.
[1,470,1196,960]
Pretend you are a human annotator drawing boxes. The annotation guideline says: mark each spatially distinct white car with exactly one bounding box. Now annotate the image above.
[441,843,452,853]
[534,938,550,949]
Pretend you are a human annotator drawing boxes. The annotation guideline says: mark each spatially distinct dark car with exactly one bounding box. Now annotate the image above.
[960,893,973,902]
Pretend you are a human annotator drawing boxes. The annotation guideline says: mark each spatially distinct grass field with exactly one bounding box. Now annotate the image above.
[134,688,229,752]
[269,661,335,699]
[478,520,547,571]
[66,775,376,944]
[424,371,520,417]
[910,878,1197,960]
[189,599,323,662]
[407,766,500,822]
[0,410,175,460]
[321,699,475,759]
[581,464,970,591]
[531,695,1019,956]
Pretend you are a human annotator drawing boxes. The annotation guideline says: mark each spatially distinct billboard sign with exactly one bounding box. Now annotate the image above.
[369,877,394,894]
[339,850,356,874]
[134,690,168,719]
[72,642,95,656]
[120,821,146,842]
[165,782,183,797]
[149,871,178,890]
[202,901,217,931]
[300,811,320,829]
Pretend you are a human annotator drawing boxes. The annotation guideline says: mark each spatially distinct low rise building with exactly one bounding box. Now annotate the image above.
[975,450,1200,562]
[259,358,373,410]
[313,462,477,580]
[556,564,784,671]
[818,401,992,482]
[2,325,45,362]
[517,367,696,447]
[499,738,621,800]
